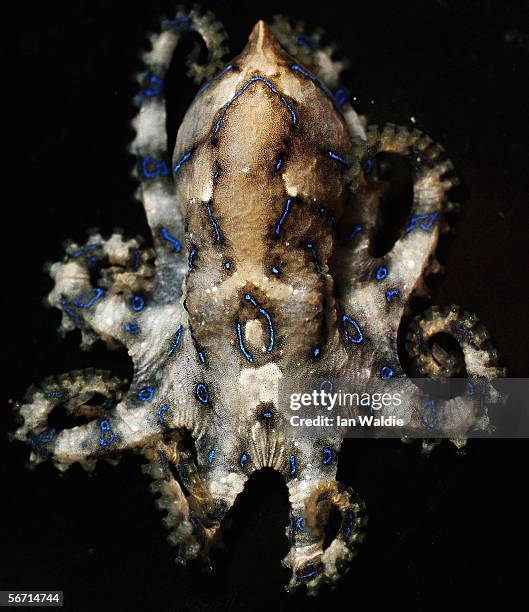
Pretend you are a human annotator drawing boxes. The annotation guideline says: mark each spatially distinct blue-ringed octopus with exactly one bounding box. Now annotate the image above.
[13,7,503,593]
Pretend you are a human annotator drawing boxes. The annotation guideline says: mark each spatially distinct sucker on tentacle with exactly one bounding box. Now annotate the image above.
[13,5,504,595]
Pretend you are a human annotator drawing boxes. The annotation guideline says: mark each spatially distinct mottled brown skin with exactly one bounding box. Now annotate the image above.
[14,9,504,596]
[178,22,353,367]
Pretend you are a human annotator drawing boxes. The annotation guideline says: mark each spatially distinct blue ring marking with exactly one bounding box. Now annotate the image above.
[71,244,101,258]
[306,241,322,273]
[74,287,104,309]
[197,63,234,94]
[188,246,197,269]
[343,510,354,542]
[380,365,395,380]
[125,321,140,335]
[375,265,388,281]
[312,347,321,358]
[334,87,347,107]
[60,296,84,328]
[271,266,280,275]
[206,201,222,242]
[168,323,183,356]
[198,351,206,365]
[161,227,182,253]
[276,157,284,171]
[364,158,373,175]
[38,428,57,443]
[158,450,169,476]
[131,295,145,312]
[290,64,335,100]
[275,197,293,236]
[260,410,273,419]
[349,225,363,240]
[322,447,333,464]
[131,249,141,271]
[386,288,400,303]
[143,73,163,97]
[243,294,275,353]
[451,322,473,344]
[342,315,365,344]
[236,322,254,363]
[289,455,297,475]
[295,517,305,532]
[240,452,248,469]
[405,212,438,233]
[224,261,232,271]
[421,399,438,429]
[46,390,64,399]
[213,76,297,134]
[142,157,169,179]
[207,448,216,464]
[195,383,209,404]
[320,380,333,394]
[173,149,193,175]
[297,565,323,581]
[138,386,155,401]
[157,404,170,428]
[99,419,116,447]
[165,16,192,32]
[27,434,46,455]
[297,36,310,47]
[326,151,351,167]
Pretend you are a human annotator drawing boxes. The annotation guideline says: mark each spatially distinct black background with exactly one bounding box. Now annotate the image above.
[3,1,529,610]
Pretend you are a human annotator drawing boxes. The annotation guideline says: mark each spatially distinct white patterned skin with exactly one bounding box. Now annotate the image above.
[14,10,502,594]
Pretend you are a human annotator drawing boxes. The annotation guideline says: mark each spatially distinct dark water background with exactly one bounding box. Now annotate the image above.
[3,1,528,610]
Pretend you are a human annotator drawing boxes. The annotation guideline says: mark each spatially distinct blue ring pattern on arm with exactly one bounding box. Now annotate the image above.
[240,452,248,469]
[342,315,365,344]
[380,365,395,380]
[207,448,216,463]
[131,295,145,312]
[386,288,400,303]
[125,321,140,335]
[322,447,333,464]
[74,288,104,309]
[138,386,155,401]
[157,404,170,427]
[60,297,84,328]
[161,227,182,253]
[71,244,101,258]
[213,76,297,134]
[99,419,116,447]
[375,265,388,281]
[405,212,438,233]
[142,157,169,179]
[289,455,297,475]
